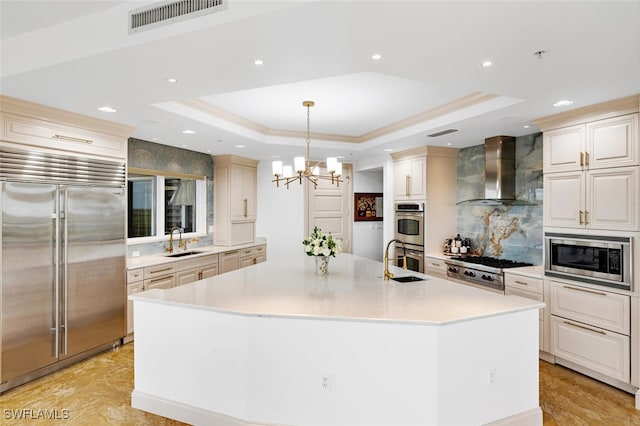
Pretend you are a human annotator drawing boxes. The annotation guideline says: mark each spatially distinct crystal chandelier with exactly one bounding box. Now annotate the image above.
[272,101,343,189]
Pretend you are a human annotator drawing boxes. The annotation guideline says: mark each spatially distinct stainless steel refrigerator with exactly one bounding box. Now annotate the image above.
[1,147,126,392]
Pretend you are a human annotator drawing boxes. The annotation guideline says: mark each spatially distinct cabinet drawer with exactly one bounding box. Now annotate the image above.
[550,281,630,335]
[504,273,542,293]
[144,275,175,290]
[127,268,143,283]
[1,113,127,160]
[175,254,218,272]
[505,286,543,320]
[425,256,447,274]
[144,263,175,278]
[550,316,629,383]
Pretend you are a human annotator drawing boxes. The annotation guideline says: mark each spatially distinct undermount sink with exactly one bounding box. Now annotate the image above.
[391,275,425,283]
[164,250,205,258]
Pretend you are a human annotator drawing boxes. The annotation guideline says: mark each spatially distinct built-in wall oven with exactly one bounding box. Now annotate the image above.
[545,232,632,291]
[394,202,425,272]
[395,202,424,247]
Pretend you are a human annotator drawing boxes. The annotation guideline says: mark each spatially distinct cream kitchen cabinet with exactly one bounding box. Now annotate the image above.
[543,113,638,173]
[220,250,240,273]
[392,156,426,201]
[425,255,447,279]
[1,95,132,162]
[505,271,545,352]
[548,279,631,383]
[543,166,638,230]
[174,253,219,286]
[213,155,259,246]
[239,244,267,268]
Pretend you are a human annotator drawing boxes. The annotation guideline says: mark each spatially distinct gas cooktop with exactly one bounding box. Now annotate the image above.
[448,256,533,269]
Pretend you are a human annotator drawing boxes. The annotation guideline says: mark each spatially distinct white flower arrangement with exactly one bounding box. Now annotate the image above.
[302,226,341,257]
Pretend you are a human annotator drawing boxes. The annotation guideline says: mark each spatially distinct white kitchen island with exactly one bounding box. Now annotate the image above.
[130,253,544,426]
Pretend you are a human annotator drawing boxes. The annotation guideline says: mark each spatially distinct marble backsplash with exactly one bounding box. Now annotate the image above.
[456,133,543,265]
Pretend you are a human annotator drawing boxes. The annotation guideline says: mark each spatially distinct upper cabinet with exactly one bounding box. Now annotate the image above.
[213,155,259,246]
[0,95,132,162]
[544,114,638,173]
[392,155,426,201]
[537,95,640,231]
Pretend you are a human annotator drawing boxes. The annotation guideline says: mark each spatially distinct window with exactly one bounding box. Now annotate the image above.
[127,169,206,241]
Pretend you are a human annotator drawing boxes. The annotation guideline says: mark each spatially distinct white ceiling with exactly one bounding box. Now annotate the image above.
[1,0,639,165]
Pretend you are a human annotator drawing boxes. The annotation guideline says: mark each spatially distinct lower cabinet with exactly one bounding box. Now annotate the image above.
[239,244,267,269]
[425,255,447,279]
[220,250,240,273]
[174,253,219,287]
[548,279,631,383]
[504,272,544,351]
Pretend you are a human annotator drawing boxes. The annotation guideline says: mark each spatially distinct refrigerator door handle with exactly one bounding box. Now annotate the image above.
[61,188,69,356]
[53,187,61,359]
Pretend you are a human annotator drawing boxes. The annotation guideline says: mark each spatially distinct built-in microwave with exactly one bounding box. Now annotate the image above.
[545,232,632,291]
[394,202,424,247]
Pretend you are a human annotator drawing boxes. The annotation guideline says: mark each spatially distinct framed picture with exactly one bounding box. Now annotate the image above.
[354,193,383,221]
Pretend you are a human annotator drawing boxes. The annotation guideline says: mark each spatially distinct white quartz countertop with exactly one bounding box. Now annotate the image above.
[504,265,544,279]
[127,239,266,269]
[130,253,544,325]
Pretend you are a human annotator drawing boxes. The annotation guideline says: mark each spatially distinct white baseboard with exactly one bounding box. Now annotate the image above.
[485,407,542,426]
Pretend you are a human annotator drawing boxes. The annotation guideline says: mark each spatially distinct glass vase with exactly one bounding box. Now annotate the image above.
[315,256,330,276]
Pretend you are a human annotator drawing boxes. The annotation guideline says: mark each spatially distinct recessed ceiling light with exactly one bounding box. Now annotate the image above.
[383,148,394,152]
[523,124,532,129]
[152,137,159,141]
[97,106,116,113]
[167,78,178,83]
[481,60,492,67]
[181,144,187,148]
[235,144,246,149]
[371,53,382,60]
[253,59,264,65]
[182,129,195,134]
[553,100,574,107]
[446,142,453,146]
[336,155,345,159]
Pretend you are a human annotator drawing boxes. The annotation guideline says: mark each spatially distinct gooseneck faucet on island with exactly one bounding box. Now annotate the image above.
[166,226,185,253]
[383,239,407,280]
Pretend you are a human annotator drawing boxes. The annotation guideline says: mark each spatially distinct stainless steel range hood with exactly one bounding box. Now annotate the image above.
[458,135,530,206]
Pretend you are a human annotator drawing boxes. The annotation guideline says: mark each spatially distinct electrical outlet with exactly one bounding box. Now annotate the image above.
[488,368,497,386]
[132,251,140,257]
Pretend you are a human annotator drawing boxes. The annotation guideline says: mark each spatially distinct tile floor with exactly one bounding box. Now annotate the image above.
[1,343,640,425]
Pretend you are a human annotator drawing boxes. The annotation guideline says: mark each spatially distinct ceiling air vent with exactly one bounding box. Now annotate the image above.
[427,129,458,138]
[129,0,227,34]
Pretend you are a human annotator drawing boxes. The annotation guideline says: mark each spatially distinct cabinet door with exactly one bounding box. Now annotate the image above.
[505,286,543,348]
[220,251,240,273]
[587,167,638,231]
[175,268,200,286]
[230,164,257,222]
[240,255,255,268]
[550,316,629,383]
[126,282,144,335]
[201,264,218,279]
[408,157,426,199]
[543,124,585,173]
[550,281,630,335]
[394,159,412,200]
[543,171,585,228]
[587,113,638,170]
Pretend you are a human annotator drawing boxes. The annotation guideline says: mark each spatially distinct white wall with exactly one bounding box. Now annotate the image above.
[352,168,384,261]
[256,162,305,260]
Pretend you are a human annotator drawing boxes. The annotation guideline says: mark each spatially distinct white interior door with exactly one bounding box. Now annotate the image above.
[306,164,352,254]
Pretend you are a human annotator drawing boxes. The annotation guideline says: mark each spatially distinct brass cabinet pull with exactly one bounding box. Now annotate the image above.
[564,285,607,296]
[149,267,173,274]
[584,210,589,225]
[585,151,589,166]
[514,280,529,286]
[431,262,440,267]
[243,199,248,217]
[149,276,171,284]
[405,175,410,196]
[53,134,93,144]
[579,152,584,167]
[563,320,606,335]
[579,210,584,225]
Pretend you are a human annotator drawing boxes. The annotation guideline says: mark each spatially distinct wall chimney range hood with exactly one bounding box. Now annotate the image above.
[458,135,532,206]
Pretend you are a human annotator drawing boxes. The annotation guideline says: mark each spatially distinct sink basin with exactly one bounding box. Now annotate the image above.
[391,275,425,283]
[164,250,205,258]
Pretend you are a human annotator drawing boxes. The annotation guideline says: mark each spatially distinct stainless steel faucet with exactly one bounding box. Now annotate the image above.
[167,226,184,253]
[384,239,407,280]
